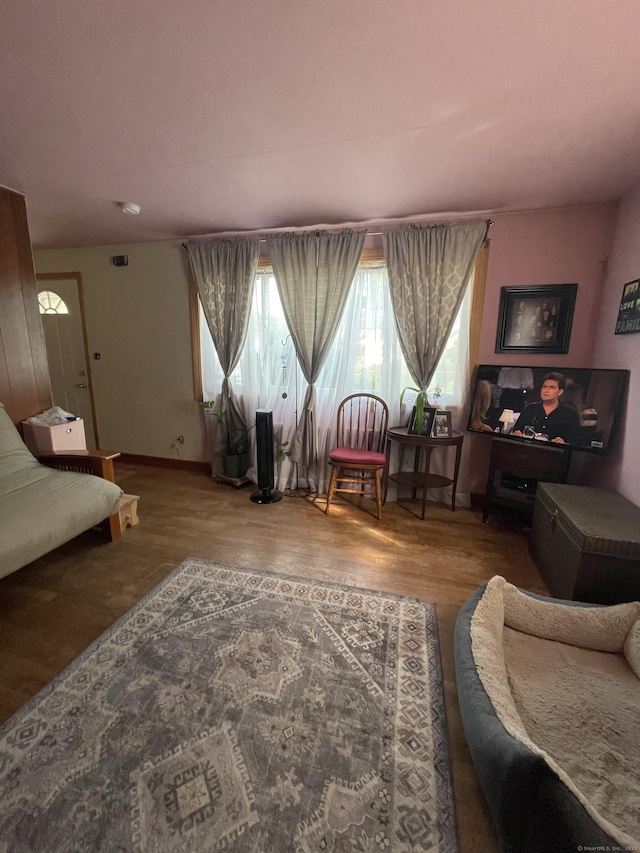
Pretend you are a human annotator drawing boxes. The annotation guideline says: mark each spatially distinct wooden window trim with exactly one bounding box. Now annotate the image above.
[468,240,490,377]
[189,270,203,402]
[257,246,384,272]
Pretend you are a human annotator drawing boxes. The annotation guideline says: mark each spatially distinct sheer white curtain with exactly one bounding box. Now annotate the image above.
[267,229,366,469]
[201,273,301,488]
[422,282,473,507]
[200,264,472,498]
[310,264,407,492]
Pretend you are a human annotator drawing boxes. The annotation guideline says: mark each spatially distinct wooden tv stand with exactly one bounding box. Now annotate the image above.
[483,437,572,523]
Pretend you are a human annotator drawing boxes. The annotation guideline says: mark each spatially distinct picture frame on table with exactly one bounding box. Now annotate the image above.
[495,284,577,354]
[432,410,452,438]
[407,406,436,437]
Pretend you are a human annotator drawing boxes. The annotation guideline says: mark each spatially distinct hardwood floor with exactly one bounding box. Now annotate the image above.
[0,462,547,852]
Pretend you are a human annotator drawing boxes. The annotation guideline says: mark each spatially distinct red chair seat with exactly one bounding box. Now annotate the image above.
[326,393,389,520]
[329,447,387,466]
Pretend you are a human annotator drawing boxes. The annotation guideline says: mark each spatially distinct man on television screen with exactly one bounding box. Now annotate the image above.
[512,372,580,444]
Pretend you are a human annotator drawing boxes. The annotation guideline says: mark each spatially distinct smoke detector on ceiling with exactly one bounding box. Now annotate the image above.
[118,201,141,215]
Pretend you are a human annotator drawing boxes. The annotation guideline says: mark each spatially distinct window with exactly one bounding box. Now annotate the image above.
[199,263,472,491]
[38,290,69,314]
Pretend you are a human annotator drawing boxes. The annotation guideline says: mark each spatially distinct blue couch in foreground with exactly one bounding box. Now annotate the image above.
[455,576,640,853]
[0,403,123,580]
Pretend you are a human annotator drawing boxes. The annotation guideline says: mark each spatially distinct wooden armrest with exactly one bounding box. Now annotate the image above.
[37,450,121,483]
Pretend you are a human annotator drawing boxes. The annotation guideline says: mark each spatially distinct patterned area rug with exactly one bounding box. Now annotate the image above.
[0,559,457,852]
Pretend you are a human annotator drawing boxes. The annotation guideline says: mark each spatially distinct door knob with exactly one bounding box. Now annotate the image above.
[75,383,88,388]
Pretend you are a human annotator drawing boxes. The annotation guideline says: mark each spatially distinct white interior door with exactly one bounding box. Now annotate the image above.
[38,276,98,449]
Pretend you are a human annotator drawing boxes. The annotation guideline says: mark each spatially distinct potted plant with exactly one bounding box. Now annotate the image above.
[400,384,444,434]
[276,439,291,462]
[400,386,428,434]
[202,400,251,479]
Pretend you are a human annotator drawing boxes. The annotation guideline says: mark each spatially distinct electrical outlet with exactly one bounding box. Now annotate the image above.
[175,435,185,446]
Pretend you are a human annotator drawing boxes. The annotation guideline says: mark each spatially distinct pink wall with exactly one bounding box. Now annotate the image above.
[469,203,617,495]
[586,187,640,505]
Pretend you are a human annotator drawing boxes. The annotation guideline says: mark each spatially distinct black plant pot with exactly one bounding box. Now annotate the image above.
[221,452,250,479]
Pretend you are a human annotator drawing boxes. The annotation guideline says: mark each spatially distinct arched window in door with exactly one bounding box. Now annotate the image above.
[38,290,69,314]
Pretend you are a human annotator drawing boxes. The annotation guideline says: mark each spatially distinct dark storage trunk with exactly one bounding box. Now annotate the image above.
[530,483,640,604]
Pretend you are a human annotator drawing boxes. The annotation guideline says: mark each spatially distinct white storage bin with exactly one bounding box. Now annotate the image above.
[22,419,87,454]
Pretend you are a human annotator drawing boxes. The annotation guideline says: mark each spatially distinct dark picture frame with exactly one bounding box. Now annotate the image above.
[495,284,577,354]
[407,406,436,437]
[614,278,640,335]
[432,410,452,438]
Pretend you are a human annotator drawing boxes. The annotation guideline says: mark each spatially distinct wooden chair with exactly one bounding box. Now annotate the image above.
[325,393,389,519]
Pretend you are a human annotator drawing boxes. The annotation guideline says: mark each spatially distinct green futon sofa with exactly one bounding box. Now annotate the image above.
[0,403,123,580]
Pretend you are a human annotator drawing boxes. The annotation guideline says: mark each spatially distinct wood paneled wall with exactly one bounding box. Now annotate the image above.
[0,187,52,424]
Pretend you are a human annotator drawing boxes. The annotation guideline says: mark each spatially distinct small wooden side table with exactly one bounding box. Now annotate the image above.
[384,427,464,519]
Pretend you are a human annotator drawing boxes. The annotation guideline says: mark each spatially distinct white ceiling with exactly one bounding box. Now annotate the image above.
[2,0,640,249]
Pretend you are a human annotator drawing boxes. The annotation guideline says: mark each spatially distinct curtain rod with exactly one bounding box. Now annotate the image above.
[182,219,493,248]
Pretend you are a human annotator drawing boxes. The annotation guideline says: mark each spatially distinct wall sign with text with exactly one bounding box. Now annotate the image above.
[615,278,640,335]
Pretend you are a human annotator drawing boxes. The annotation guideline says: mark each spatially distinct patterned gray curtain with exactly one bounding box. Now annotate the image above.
[383,221,488,392]
[187,238,259,453]
[267,229,366,468]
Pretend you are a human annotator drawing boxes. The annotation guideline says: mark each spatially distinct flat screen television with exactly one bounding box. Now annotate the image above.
[467,365,629,455]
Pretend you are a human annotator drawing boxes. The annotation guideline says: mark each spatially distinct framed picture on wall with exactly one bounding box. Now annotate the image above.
[495,284,577,354]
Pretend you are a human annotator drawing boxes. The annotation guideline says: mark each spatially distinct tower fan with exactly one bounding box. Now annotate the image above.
[250,409,282,504]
